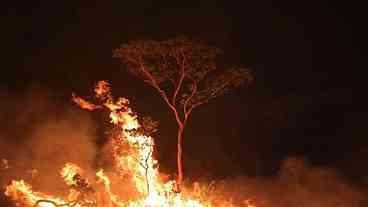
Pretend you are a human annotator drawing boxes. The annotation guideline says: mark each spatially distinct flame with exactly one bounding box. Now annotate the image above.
[60,163,84,186]
[5,180,72,207]
[71,94,101,111]
[4,80,251,207]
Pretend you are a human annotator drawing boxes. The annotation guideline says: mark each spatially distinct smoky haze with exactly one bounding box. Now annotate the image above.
[0,86,98,197]
[0,86,367,207]
[201,157,366,207]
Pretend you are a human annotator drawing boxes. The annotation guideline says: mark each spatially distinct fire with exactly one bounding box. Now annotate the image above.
[5,180,70,207]
[4,81,250,207]
[60,163,84,186]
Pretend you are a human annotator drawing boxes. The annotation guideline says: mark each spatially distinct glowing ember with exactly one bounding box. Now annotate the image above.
[4,81,250,207]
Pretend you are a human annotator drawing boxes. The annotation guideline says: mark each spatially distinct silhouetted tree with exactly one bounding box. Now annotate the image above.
[113,37,253,187]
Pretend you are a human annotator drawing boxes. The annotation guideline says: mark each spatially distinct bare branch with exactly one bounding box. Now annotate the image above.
[172,70,185,107]
[137,63,184,126]
[184,81,197,118]
[208,80,232,99]
[160,50,177,89]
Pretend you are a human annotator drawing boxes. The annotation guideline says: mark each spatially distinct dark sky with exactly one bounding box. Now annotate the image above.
[0,0,366,183]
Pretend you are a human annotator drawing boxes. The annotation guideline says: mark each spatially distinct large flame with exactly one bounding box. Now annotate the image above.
[4,81,250,207]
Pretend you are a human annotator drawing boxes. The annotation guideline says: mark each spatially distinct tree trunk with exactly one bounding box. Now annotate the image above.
[177,125,184,187]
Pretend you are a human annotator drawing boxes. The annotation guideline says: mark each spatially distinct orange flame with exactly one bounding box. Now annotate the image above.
[4,80,251,207]
[60,163,84,186]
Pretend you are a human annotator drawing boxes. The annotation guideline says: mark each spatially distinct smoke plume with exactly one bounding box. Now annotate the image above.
[0,87,98,196]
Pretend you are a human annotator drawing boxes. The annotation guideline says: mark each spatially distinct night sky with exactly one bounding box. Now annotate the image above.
[1,0,366,186]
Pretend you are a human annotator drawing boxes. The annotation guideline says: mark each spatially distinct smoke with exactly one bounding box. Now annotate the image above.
[0,87,98,195]
[192,157,366,207]
[0,86,367,206]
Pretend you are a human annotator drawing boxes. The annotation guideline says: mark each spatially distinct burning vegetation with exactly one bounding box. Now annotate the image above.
[0,82,366,207]
[3,81,248,207]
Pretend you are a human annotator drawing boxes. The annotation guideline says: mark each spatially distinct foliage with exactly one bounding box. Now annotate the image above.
[113,37,253,122]
[114,36,253,185]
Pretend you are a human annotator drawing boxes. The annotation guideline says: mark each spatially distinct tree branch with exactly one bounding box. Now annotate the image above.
[172,72,185,107]
[184,77,230,117]
[172,49,186,107]
[210,81,231,97]
[160,51,177,90]
[137,62,183,126]
[199,79,232,105]
[184,81,197,118]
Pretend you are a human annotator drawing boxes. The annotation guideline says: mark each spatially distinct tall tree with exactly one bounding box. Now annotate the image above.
[113,37,253,187]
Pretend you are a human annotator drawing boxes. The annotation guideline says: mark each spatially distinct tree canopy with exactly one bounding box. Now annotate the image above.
[114,37,253,186]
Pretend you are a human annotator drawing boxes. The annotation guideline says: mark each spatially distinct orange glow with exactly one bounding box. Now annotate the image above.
[60,163,84,186]
[4,81,250,207]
